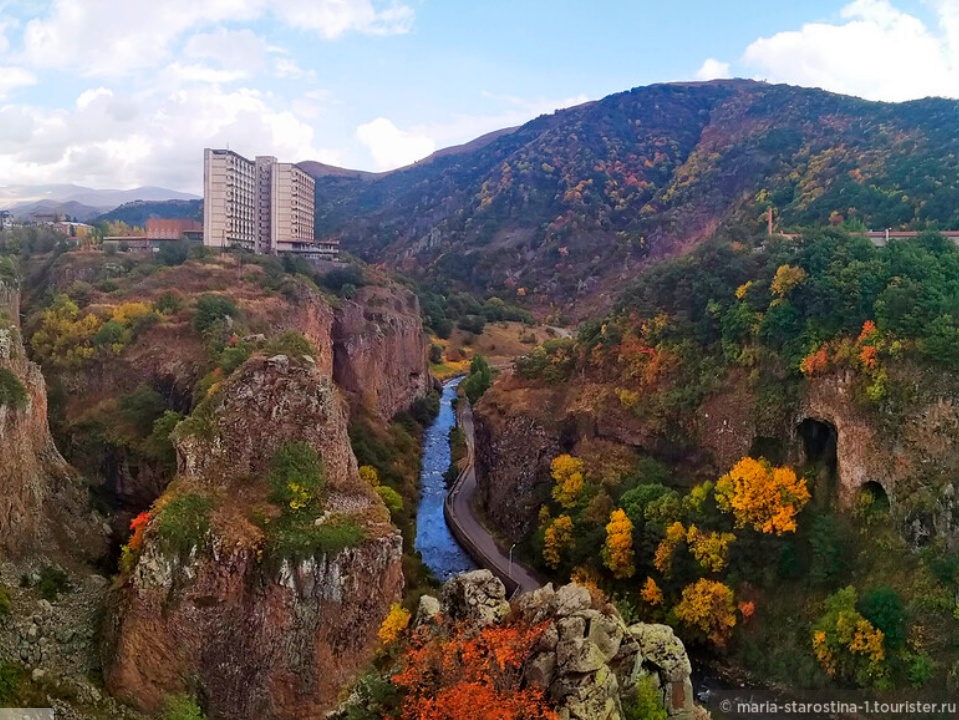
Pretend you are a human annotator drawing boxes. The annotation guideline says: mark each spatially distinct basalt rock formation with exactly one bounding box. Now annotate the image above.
[473,364,959,547]
[102,353,404,719]
[332,283,430,420]
[0,276,101,560]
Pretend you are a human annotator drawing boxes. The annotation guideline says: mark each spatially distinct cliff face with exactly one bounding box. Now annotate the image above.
[474,365,959,546]
[333,284,430,420]
[103,354,404,719]
[0,277,100,560]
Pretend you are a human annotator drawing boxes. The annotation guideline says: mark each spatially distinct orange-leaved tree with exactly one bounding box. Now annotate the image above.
[602,508,635,579]
[550,454,585,509]
[715,457,810,535]
[392,620,558,720]
[674,578,737,648]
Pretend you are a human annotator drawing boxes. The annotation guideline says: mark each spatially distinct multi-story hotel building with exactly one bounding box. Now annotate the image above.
[203,149,255,250]
[204,149,331,258]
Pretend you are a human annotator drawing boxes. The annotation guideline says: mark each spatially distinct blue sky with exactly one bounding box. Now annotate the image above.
[0,0,956,195]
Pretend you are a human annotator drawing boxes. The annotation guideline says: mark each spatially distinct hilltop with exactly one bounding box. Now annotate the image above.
[306,79,959,318]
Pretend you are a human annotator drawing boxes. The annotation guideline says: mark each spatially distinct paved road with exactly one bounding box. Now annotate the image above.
[444,400,543,596]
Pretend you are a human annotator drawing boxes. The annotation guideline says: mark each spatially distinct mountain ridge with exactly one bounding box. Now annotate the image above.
[303,78,959,318]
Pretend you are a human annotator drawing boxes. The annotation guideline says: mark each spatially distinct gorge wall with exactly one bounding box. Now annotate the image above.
[102,354,404,719]
[0,276,100,560]
[333,284,430,420]
[474,366,959,546]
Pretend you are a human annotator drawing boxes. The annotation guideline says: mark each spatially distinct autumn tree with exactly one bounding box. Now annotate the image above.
[379,603,411,645]
[685,525,735,573]
[602,508,635,579]
[550,454,585,509]
[770,264,807,299]
[543,515,574,569]
[715,457,810,535]
[30,294,103,368]
[674,579,737,648]
[641,577,662,606]
[811,586,887,687]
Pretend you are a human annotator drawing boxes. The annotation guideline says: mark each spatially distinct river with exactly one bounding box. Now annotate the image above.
[414,377,477,581]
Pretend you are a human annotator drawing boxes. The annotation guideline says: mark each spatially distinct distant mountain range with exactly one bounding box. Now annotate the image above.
[0,184,199,221]
[302,79,959,316]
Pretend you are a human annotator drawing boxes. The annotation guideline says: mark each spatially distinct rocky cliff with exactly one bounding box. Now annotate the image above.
[474,364,959,546]
[334,572,700,720]
[0,276,100,560]
[333,283,430,420]
[102,353,404,719]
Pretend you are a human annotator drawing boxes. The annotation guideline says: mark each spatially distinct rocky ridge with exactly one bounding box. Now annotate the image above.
[103,353,404,719]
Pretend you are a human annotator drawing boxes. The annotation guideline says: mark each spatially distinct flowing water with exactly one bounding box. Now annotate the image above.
[414,377,477,581]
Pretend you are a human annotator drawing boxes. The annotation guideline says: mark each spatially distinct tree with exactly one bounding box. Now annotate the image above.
[685,525,735,573]
[812,586,886,686]
[550,454,584,509]
[674,579,737,648]
[379,603,411,645]
[603,508,635,579]
[715,457,810,535]
[462,355,493,404]
[543,515,574,569]
[641,577,663,606]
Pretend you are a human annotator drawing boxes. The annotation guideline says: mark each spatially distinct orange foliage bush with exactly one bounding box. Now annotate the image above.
[128,511,150,552]
[392,620,558,720]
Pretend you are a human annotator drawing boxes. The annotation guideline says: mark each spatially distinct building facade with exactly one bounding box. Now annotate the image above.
[203,149,256,250]
[204,149,324,257]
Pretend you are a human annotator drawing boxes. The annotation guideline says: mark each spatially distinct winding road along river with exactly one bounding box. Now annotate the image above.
[414,378,477,581]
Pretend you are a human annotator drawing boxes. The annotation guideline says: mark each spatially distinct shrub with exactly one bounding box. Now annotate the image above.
[37,566,71,601]
[218,342,253,375]
[457,314,486,335]
[0,369,28,410]
[318,265,365,294]
[119,385,166,436]
[907,653,934,688]
[623,674,668,720]
[428,344,443,364]
[268,442,324,511]
[375,485,404,514]
[858,586,906,650]
[433,318,453,339]
[157,241,189,267]
[409,391,440,425]
[156,291,184,315]
[0,586,11,616]
[161,694,206,720]
[264,330,315,359]
[155,493,215,555]
[192,295,239,334]
[461,355,493,404]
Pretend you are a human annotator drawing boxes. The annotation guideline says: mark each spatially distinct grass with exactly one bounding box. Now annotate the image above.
[155,492,215,555]
[262,512,366,564]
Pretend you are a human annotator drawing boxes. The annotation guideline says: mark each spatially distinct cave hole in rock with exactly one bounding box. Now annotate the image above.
[858,481,890,514]
[798,419,838,474]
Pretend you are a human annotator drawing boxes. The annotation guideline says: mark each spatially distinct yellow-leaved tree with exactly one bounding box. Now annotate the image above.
[686,525,735,573]
[715,457,810,535]
[543,515,574,569]
[550,454,585,509]
[378,603,411,645]
[602,508,635,579]
[674,579,737,648]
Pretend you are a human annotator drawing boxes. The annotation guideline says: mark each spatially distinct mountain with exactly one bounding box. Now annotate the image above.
[0,184,199,220]
[95,199,203,227]
[305,79,959,317]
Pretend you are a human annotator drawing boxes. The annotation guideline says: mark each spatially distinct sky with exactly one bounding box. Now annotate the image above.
[0,0,957,194]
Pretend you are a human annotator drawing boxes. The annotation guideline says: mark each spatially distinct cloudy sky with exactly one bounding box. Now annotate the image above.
[0,0,957,194]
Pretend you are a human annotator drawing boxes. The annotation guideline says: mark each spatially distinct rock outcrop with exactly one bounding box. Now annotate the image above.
[102,354,404,719]
[0,277,101,560]
[386,573,699,720]
[333,284,430,421]
[474,363,959,547]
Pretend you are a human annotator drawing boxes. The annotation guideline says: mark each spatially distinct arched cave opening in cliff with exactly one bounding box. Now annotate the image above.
[858,481,890,514]
[798,418,838,486]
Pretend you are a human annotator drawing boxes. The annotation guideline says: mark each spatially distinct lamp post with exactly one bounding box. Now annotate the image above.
[508,543,517,581]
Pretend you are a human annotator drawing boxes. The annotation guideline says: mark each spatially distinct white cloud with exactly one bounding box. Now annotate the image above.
[273,57,315,79]
[271,0,414,39]
[737,0,959,101]
[183,28,268,76]
[696,58,730,81]
[18,0,414,77]
[356,117,435,170]
[0,66,36,97]
[166,63,249,85]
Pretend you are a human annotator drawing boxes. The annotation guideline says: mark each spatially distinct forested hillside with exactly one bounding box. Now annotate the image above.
[309,80,959,317]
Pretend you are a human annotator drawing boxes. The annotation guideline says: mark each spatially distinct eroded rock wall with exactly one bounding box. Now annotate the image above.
[0,278,100,560]
[333,284,429,421]
[103,355,404,719]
